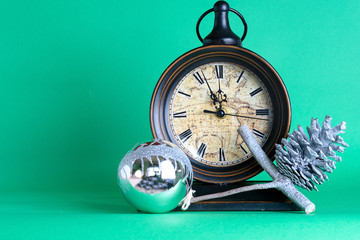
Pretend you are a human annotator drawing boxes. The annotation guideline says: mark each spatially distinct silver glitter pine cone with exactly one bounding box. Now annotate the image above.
[275,116,349,191]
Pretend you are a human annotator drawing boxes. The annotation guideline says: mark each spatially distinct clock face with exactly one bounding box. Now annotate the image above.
[168,62,273,167]
[150,45,291,183]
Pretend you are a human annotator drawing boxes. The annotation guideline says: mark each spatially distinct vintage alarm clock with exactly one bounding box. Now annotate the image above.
[150,1,291,184]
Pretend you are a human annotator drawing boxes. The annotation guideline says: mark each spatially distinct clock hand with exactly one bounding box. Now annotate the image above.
[214,66,227,109]
[201,70,218,103]
[203,109,269,121]
[216,74,225,96]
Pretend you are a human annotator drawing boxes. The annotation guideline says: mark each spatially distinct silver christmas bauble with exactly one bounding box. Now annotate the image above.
[117,139,193,213]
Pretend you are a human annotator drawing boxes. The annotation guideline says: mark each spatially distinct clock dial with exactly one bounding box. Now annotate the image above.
[150,45,291,183]
[169,62,273,166]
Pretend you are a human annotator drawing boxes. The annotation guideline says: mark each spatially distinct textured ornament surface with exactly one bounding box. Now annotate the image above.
[117,139,193,213]
[275,116,349,191]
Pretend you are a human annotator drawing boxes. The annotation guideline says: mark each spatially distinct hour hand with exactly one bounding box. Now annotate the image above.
[203,110,217,114]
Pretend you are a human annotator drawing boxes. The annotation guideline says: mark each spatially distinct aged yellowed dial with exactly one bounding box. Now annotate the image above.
[169,62,273,166]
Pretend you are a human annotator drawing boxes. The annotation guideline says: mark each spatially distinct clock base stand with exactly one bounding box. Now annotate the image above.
[176,181,301,211]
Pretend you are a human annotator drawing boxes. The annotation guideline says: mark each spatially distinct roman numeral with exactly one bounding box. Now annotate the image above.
[236,70,244,83]
[240,144,248,154]
[178,91,191,98]
[193,71,204,85]
[219,147,226,161]
[215,65,223,79]
[173,111,187,118]
[179,129,193,143]
[256,109,269,116]
[252,129,265,139]
[197,143,207,158]
[250,87,262,97]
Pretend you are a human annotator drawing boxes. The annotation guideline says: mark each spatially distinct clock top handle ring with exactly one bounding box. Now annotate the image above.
[196,1,248,46]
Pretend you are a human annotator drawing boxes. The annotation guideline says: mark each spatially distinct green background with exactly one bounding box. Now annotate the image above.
[1,0,359,239]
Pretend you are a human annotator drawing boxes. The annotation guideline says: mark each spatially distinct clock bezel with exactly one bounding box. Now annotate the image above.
[150,45,291,183]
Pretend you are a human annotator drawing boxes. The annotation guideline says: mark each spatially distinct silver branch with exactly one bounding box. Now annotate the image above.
[187,116,348,214]
[275,116,349,191]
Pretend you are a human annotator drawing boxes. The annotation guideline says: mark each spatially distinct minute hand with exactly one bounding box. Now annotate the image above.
[203,110,269,121]
[201,70,217,102]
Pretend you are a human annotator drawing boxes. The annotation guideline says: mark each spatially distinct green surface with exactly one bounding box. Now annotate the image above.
[0,191,359,240]
[0,0,359,239]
